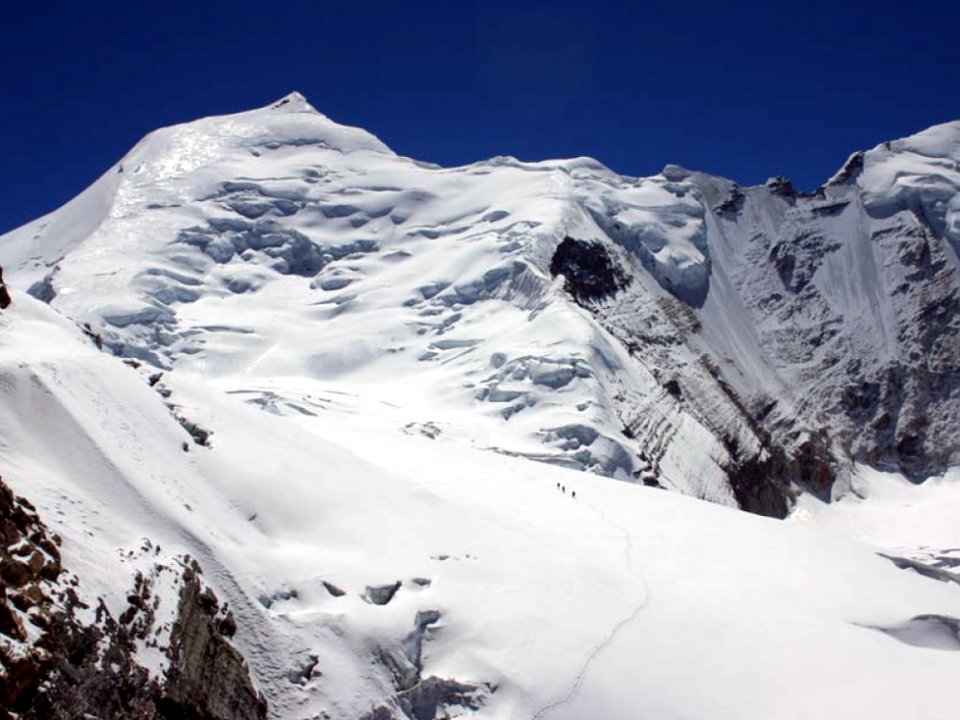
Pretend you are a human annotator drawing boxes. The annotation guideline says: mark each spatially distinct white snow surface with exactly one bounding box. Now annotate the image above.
[1,95,960,718]
[1,293,959,719]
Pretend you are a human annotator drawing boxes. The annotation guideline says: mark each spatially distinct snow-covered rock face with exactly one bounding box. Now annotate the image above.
[2,96,959,517]
[696,125,960,487]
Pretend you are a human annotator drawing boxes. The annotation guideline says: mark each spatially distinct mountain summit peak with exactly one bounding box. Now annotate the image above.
[269,91,316,113]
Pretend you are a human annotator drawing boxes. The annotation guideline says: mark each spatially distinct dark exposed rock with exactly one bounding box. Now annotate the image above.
[360,706,397,720]
[171,410,213,448]
[0,593,26,641]
[322,580,346,597]
[161,561,268,720]
[0,476,266,720]
[550,237,629,304]
[27,270,57,304]
[257,586,298,609]
[765,176,796,197]
[0,266,10,310]
[287,654,319,686]
[81,322,104,350]
[364,581,402,606]
[398,677,492,720]
[0,475,165,720]
[378,645,419,692]
[790,434,836,497]
[218,610,238,639]
[715,185,745,214]
[372,610,493,720]
[404,610,440,674]
[663,379,682,399]
[21,596,162,720]
[722,445,794,519]
[0,556,32,588]
[722,429,834,517]
[827,151,865,187]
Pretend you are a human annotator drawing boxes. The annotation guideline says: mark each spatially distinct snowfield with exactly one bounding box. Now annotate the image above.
[1,94,959,719]
[2,293,959,719]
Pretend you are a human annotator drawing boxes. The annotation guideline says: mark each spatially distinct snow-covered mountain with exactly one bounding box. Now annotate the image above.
[5,92,960,514]
[2,94,960,719]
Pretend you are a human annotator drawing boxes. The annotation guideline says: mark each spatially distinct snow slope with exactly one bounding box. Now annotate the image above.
[1,292,959,719]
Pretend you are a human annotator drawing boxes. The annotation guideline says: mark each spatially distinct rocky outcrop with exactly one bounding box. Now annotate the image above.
[364,610,494,720]
[550,237,629,304]
[0,476,265,720]
[0,266,10,310]
[0,476,164,720]
[161,560,266,720]
[363,581,402,606]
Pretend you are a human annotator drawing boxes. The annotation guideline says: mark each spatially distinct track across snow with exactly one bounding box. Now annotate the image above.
[530,497,649,720]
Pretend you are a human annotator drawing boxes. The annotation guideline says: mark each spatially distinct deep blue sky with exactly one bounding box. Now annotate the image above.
[2,0,957,233]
